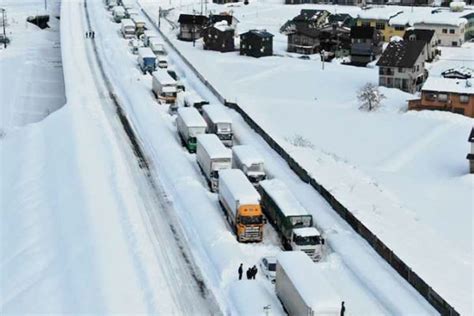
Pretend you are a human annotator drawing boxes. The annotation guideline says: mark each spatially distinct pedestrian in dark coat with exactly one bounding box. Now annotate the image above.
[246,268,251,280]
[85,31,89,38]
[340,301,345,316]
[238,263,243,280]
[251,265,258,279]
[92,31,95,39]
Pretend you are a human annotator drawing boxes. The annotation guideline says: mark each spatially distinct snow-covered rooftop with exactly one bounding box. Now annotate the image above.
[422,77,474,94]
[197,134,231,159]
[152,70,176,85]
[232,145,264,168]
[260,179,309,217]
[177,107,207,127]
[184,91,207,105]
[202,104,232,124]
[293,226,321,237]
[277,251,342,311]
[214,20,234,32]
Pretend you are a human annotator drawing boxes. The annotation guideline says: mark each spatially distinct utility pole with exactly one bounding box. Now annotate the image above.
[1,9,6,49]
[44,0,47,11]
[158,7,161,29]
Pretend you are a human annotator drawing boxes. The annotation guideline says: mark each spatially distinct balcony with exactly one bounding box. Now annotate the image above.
[379,68,394,76]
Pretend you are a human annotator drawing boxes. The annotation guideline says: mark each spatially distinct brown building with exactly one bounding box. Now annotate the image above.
[408,77,474,117]
[201,21,235,52]
[467,128,474,173]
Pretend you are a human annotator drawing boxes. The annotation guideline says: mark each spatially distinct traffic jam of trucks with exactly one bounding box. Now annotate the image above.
[106,1,346,313]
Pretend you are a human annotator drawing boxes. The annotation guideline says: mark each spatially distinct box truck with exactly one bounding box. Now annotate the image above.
[176,108,207,153]
[218,169,265,242]
[196,134,232,192]
[232,145,266,184]
[137,47,156,74]
[121,19,136,39]
[202,104,233,147]
[149,38,166,56]
[141,30,157,47]
[276,251,342,316]
[152,70,178,104]
[157,55,168,69]
[183,91,209,113]
[259,179,325,261]
[113,6,126,23]
[132,17,146,36]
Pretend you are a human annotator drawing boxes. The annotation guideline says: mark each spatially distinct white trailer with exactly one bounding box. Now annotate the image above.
[152,70,178,104]
[232,145,266,184]
[149,38,167,56]
[121,19,136,39]
[137,47,156,74]
[141,30,158,47]
[218,169,265,242]
[176,107,207,153]
[276,251,343,316]
[202,104,233,147]
[183,91,209,113]
[113,6,126,23]
[196,134,232,192]
[259,179,324,261]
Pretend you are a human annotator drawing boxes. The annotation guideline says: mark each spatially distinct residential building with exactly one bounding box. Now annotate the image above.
[240,29,273,58]
[403,29,438,61]
[408,77,474,117]
[350,25,382,65]
[467,128,474,173]
[177,14,209,41]
[356,9,405,41]
[376,40,426,93]
[287,25,320,54]
[202,21,235,52]
[414,20,466,47]
[318,23,351,58]
[328,13,355,27]
[400,0,435,5]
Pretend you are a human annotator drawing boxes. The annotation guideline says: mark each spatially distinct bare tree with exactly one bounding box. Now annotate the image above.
[357,83,385,112]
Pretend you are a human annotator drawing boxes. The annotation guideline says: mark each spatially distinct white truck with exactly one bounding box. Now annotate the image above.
[218,169,265,242]
[152,70,178,104]
[149,38,167,56]
[121,19,136,39]
[276,251,343,316]
[232,145,266,184]
[259,179,325,261]
[141,30,158,47]
[132,17,147,36]
[157,55,168,69]
[113,6,126,23]
[176,107,207,153]
[202,104,233,147]
[137,47,156,74]
[183,91,209,113]
[196,134,232,192]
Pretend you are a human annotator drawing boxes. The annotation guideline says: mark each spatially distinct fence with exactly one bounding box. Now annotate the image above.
[140,7,459,315]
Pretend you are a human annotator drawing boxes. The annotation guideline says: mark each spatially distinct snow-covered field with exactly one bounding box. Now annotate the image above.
[139,0,473,314]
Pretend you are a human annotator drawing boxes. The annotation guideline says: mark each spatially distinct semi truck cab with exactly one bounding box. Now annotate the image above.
[292,227,325,262]
[236,204,264,242]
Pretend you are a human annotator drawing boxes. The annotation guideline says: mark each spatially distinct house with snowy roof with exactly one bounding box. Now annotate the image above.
[408,77,474,117]
[376,40,426,93]
[240,30,273,58]
[202,21,235,52]
[403,29,438,61]
[356,8,405,42]
[467,128,474,173]
[177,14,209,41]
[350,25,382,65]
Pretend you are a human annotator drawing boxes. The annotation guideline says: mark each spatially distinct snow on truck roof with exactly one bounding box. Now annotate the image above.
[138,47,156,59]
[219,169,260,205]
[152,70,176,85]
[277,251,342,312]
[260,179,309,217]
[177,107,207,128]
[121,19,135,27]
[202,104,232,124]
[232,145,264,167]
[293,227,321,237]
[197,134,231,160]
[184,91,207,104]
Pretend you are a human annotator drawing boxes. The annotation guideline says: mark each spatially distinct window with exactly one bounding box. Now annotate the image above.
[442,29,448,34]
[361,21,371,27]
[398,67,404,73]
[452,41,458,47]
[438,93,448,101]
[438,39,442,44]
[460,95,469,103]
[449,29,455,34]
[376,22,385,30]
[425,93,437,101]
[394,25,405,31]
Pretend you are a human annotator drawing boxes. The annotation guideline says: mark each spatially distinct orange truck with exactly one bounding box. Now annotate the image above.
[218,169,265,242]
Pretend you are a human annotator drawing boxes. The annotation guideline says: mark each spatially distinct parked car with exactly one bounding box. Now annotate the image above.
[259,256,277,284]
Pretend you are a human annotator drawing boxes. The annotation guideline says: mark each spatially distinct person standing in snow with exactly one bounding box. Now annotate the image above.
[340,301,345,316]
[238,263,243,280]
[251,265,258,279]
[85,31,89,38]
[246,268,251,280]
[92,31,95,39]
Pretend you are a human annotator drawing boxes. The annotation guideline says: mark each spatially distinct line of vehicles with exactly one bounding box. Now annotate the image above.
[102,2,345,314]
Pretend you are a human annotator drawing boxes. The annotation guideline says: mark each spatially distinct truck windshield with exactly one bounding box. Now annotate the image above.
[268,263,276,272]
[188,137,197,144]
[241,215,263,225]
[248,163,263,173]
[293,235,319,246]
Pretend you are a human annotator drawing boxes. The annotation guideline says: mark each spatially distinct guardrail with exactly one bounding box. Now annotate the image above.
[140,7,459,316]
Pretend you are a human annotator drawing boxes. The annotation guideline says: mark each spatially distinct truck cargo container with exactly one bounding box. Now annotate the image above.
[183,91,209,113]
[152,70,178,104]
[232,145,266,184]
[196,134,232,192]
[141,30,158,47]
[218,169,265,242]
[132,17,146,36]
[113,6,126,23]
[177,108,207,153]
[167,67,185,92]
[259,179,324,261]
[137,47,156,74]
[149,38,166,56]
[202,104,233,147]
[121,19,136,39]
[276,251,342,316]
